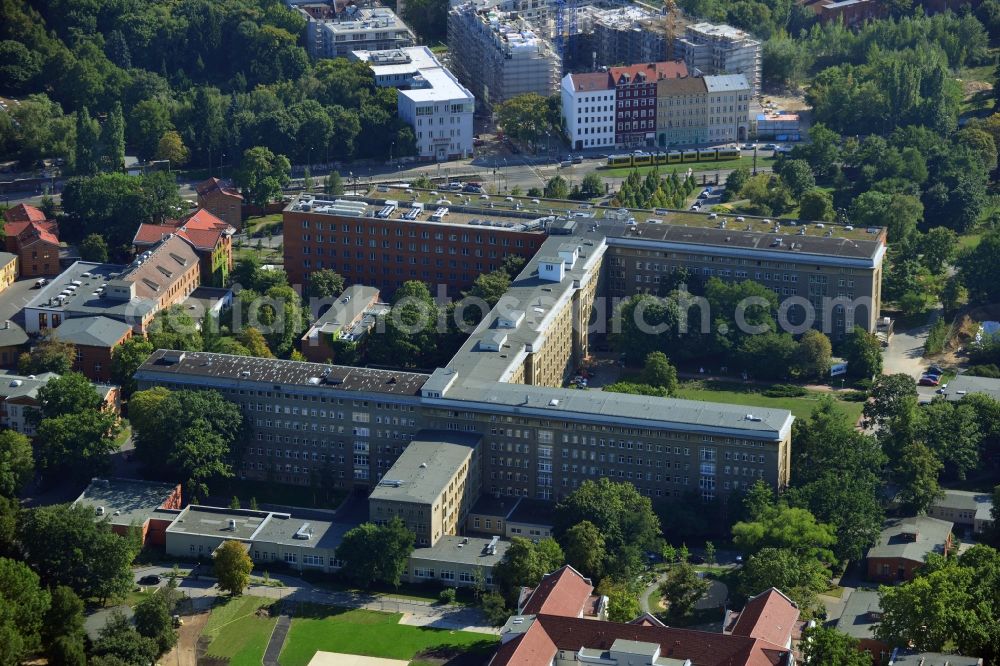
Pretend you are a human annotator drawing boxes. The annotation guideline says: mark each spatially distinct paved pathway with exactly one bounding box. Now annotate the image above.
[263,608,293,666]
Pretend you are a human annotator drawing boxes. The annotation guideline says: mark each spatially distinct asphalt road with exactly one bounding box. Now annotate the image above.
[881,307,943,401]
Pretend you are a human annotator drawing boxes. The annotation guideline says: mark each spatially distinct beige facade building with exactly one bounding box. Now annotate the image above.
[369,433,481,546]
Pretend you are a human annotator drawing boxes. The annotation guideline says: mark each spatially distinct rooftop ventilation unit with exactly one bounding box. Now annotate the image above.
[293,523,313,540]
[228,519,237,530]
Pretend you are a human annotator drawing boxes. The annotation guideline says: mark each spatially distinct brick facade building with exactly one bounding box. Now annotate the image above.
[611,62,688,149]
[3,204,61,278]
[196,178,244,231]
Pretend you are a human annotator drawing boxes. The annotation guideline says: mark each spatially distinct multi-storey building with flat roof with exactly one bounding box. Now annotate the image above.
[281,194,548,297]
[448,2,561,109]
[353,47,475,161]
[304,6,415,59]
[369,432,481,546]
[675,22,761,96]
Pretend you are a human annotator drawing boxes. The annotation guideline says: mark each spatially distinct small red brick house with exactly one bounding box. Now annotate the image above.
[867,516,953,583]
[3,204,61,278]
[73,478,183,547]
[196,177,244,231]
[53,316,134,383]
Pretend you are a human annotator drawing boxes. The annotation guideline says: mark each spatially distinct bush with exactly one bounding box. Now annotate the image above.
[763,384,807,398]
[439,587,457,604]
[924,318,950,356]
[854,378,873,391]
[841,390,869,402]
[967,363,1000,378]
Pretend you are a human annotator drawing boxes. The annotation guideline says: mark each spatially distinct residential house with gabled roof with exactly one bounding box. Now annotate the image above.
[195,177,243,231]
[133,208,234,286]
[493,568,799,666]
[53,315,134,382]
[3,204,61,278]
[867,516,953,583]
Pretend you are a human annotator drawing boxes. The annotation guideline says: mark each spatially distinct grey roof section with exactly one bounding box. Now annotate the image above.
[136,350,429,397]
[867,516,953,563]
[308,285,380,335]
[470,494,521,518]
[704,74,750,92]
[889,650,982,666]
[54,315,132,347]
[24,261,157,320]
[931,490,993,523]
[0,370,116,402]
[369,431,480,505]
[441,231,609,388]
[73,477,178,528]
[611,639,660,656]
[941,374,1000,402]
[167,505,269,541]
[409,534,511,567]
[601,220,885,267]
[431,380,793,438]
[835,588,881,640]
[506,498,555,528]
[0,251,17,266]
[251,510,353,551]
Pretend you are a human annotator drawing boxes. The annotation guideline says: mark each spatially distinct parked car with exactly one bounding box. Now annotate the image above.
[572,155,583,164]
[138,575,161,586]
[926,365,944,376]
[918,375,941,386]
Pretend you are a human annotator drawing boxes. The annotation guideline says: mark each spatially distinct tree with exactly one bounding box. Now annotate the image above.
[496,94,552,147]
[100,103,125,173]
[492,537,565,604]
[308,269,346,299]
[213,540,253,596]
[147,305,203,351]
[544,175,569,200]
[919,227,957,273]
[335,519,415,588]
[0,557,50,664]
[43,586,85,655]
[842,326,883,379]
[959,230,1000,305]
[323,171,344,195]
[91,611,159,665]
[742,480,775,522]
[776,159,815,198]
[596,577,642,622]
[658,562,710,623]
[849,191,922,242]
[79,233,109,262]
[111,337,154,396]
[481,592,511,626]
[580,173,604,198]
[0,431,33,497]
[561,521,605,580]
[18,504,136,602]
[234,146,291,207]
[864,374,918,431]
[237,328,273,358]
[639,351,678,394]
[704,541,716,565]
[732,505,837,565]
[798,188,835,222]
[133,591,177,654]
[876,545,1000,660]
[467,271,512,310]
[738,548,829,616]
[18,338,75,375]
[156,131,189,166]
[722,167,750,202]
[800,626,872,666]
[794,329,832,379]
[895,442,944,515]
[74,107,101,176]
[35,410,121,482]
[554,478,662,578]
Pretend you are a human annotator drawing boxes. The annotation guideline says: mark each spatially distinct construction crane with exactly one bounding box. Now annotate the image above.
[660,0,678,57]
[553,0,578,63]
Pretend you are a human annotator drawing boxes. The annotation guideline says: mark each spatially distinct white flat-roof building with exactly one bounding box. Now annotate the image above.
[306,6,415,59]
[675,22,761,96]
[561,71,616,151]
[354,47,475,161]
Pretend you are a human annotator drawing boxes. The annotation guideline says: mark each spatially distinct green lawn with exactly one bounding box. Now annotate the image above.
[203,596,278,666]
[278,606,495,666]
[598,155,776,178]
[673,380,864,422]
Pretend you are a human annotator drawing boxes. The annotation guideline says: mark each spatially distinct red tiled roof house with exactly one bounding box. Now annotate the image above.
[3,204,61,278]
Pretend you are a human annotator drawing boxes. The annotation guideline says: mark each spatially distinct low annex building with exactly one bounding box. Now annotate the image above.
[300,285,383,363]
[74,477,183,547]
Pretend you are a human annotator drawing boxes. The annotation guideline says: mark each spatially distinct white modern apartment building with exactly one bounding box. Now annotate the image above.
[561,72,616,151]
[306,6,415,59]
[354,47,475,161]
[448,0,561,109]
[675,22,761,96]
[705,74,752,143]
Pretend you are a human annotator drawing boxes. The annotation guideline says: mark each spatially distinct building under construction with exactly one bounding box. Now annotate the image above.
[563,5,673,71]
[448,0,562,109]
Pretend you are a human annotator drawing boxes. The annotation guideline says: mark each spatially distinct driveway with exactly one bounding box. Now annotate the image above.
[881,308,945,401]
